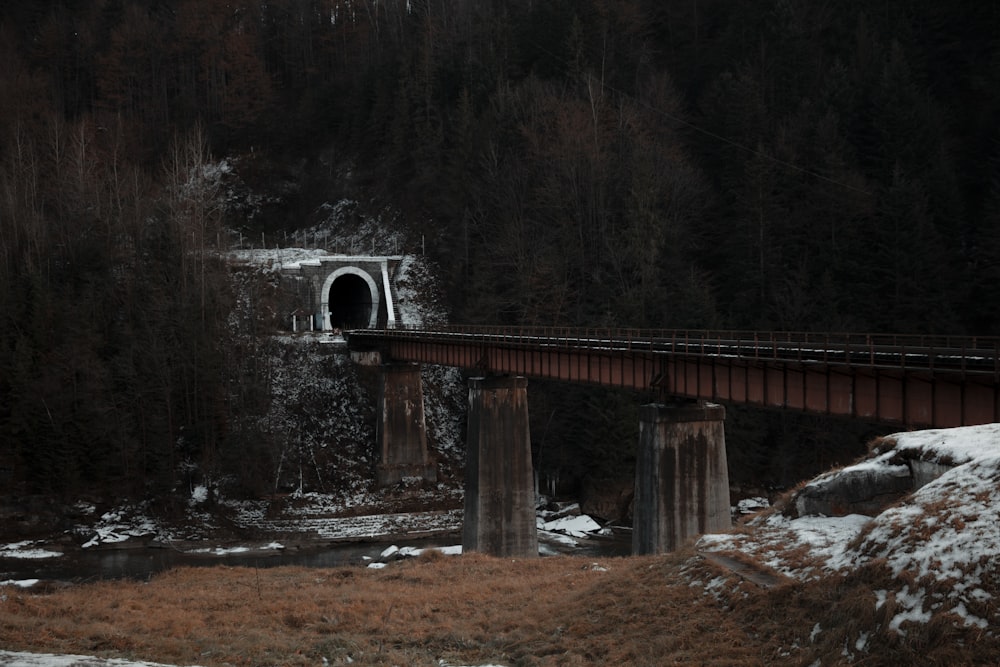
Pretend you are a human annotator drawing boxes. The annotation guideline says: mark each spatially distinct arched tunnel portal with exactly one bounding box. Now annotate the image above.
[321,267,380,330]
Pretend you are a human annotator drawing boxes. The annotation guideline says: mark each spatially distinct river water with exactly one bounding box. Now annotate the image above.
[2,533,633,584]
[3,542,404,583]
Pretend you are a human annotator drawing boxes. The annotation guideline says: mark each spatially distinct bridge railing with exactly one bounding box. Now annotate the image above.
[353,325,1000,376]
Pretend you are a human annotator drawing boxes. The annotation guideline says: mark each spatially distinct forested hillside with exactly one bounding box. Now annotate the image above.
[2,1,998,504]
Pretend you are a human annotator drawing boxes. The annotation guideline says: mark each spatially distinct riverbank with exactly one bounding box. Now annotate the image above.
[4,537,998,667]
[0,485,630,585]
[6,422,1000,665]
[2,551,748,666]
[0,476,460,575]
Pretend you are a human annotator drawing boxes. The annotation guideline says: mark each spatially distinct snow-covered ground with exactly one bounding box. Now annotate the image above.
[696,422,1000,638]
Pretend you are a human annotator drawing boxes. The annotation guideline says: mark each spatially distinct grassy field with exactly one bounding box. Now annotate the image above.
[1,547,994,667]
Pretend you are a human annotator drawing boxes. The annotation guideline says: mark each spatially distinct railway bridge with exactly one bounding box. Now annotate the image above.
[345,326,1000,558]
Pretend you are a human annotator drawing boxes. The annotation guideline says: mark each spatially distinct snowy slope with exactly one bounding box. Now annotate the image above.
[698,422,1000,635]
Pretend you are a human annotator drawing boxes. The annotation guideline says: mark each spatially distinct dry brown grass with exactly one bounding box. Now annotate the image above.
[2,552,997,666]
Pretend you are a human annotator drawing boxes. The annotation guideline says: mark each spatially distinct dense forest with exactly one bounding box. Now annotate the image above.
[2,1,999,504]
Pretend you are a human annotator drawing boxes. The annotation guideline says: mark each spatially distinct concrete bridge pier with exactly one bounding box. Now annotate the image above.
[376,363,436,486]
[633,402,731,554]
[462,376,539,558]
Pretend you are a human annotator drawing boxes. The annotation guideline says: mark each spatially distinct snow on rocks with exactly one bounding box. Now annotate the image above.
[78,505,177,548]
[69,497,224,549]
[367,543,463,568]
[848,450,1000,633]
[0,541,61,559]
[735,496,769,515]
[234,506,464,542]
[791,454,912,517]
[697,422,1000,635]
[882,422,1000,464]
[80,508,160,548]
[535,502,606,548]
[538,514,602,538]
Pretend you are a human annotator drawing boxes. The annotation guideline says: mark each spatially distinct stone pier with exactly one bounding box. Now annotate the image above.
[376,363,436,486]
[633,402,731,554]
[462,376,538,558]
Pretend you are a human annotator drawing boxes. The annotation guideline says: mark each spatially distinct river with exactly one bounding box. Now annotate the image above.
[1,532,633,584]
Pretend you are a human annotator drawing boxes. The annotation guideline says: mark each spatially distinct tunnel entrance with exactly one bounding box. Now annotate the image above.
[328,273,375,329]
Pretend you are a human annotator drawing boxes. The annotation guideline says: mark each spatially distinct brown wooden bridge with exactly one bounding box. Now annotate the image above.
[346,326,1000,428]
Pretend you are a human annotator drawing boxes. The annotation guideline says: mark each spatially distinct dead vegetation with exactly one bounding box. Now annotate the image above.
[2,549,997,667]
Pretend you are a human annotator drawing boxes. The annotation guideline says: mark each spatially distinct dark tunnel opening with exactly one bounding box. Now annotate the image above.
[328,273,374,329]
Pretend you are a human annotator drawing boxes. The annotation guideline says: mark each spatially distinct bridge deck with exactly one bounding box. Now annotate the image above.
[346,327,1000,428]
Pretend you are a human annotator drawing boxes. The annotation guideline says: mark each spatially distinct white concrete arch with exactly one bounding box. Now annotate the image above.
[319,266,381,330]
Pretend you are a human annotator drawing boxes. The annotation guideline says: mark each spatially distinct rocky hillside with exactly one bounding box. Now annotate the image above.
[698,422,1000,653]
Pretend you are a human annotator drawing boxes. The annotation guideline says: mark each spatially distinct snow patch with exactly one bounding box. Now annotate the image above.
[539,514,602,538]
[696,422,1000,634]
[0,541,62,559]
[189,485,208,506]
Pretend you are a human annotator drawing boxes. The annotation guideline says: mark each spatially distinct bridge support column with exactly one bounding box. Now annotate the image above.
[376,363,436,486]
[462,376,538,558]
[633,402,731,554]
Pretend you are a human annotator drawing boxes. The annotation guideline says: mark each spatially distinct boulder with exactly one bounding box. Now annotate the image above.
[793,464,913,517]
